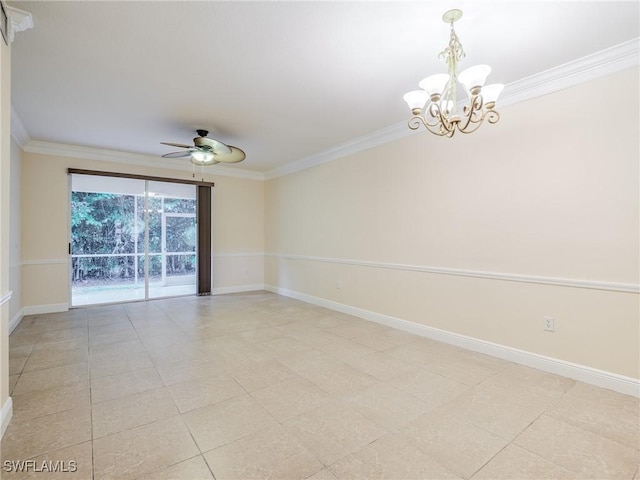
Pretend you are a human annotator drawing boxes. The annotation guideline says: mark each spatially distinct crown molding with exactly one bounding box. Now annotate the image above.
[10,106,30,148]
[6,5,33,43]
[16,38,639,182]
[265,38,640,180]
[23,140,265,181]
[498,38,640,109]
[264,122,413,180]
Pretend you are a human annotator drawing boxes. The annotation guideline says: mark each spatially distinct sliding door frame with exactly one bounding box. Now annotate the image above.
[68,169,214,305]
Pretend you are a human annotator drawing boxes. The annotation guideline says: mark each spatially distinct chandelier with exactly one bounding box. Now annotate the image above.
[403,9,504,137]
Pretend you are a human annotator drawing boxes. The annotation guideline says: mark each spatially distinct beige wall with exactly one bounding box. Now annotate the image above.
[212,175,265,290]
[1,25,11,429]
[21,153,264,308]
[9,138,21,325]
[265,68,640,379]
[11,61,640,389]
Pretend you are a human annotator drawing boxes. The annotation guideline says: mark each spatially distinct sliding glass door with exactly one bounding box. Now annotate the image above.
[147,181,197,299]
[70,174,197,306]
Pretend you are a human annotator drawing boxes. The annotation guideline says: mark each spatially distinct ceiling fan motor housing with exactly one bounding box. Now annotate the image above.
[161,129,243,162]
[193,137,216,150]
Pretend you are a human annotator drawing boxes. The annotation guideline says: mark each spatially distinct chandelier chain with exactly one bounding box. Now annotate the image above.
[438,22,465,67]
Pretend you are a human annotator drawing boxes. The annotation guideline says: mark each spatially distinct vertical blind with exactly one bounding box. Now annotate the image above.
[197,186,212,295]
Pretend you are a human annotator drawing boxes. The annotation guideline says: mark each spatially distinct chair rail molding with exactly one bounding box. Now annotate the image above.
[268,253,640,294]
[0,291,12,306]
[22,259,68,266]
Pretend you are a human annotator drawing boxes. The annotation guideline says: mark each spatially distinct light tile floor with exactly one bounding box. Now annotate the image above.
[2,291,639,480]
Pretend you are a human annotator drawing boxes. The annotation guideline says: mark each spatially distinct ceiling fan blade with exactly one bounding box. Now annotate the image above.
[214,146,246,163]
[160,142,193,149]
[161,151,194,158]
[194,136,232,155]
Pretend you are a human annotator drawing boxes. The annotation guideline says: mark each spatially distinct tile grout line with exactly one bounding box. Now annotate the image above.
[133,300,216,479]
[85,310,96,480]
[8,293,639,479]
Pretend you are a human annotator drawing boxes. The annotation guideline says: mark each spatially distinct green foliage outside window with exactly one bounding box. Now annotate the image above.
[71,192,196,284]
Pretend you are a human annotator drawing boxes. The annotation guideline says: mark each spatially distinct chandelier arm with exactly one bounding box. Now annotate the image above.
[485,110,500,125]
[407,115,450,136]
[457,119,485,135]
[428,103,439,120]
[443,127,456,138]
[427,122,451,137]
[457,109,491,135]
[458,111,484,133]
[459,101,501,134]
[430,103,457,135]
[459,94,484,131]
[407,116,423,131]
[423,102,452,132]
[429,103,447,127]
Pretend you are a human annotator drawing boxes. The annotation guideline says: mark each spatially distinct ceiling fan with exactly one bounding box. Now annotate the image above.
[161,129,246,166]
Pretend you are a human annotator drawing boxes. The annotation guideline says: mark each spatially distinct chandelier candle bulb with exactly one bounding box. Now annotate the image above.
[403,9,503,137]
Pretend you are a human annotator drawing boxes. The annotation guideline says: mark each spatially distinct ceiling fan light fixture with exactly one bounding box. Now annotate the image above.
[161,130,244,167]
[190,150,216,165]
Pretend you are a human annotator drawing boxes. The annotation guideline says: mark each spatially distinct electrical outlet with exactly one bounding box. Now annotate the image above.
[543,316,555,332]
[336,280,342,290]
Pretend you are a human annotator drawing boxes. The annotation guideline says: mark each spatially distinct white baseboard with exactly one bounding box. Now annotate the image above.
[22,303,69,316]
[1,397,13,439]
[212,284,265,295]
[9,309,23,334]
[265,285,640,398]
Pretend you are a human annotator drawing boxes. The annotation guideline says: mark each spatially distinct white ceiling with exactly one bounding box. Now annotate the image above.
[10,1,640,174]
